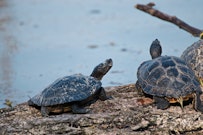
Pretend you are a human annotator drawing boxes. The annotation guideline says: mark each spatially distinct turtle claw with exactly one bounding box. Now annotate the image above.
[199,78,203,87]
[177,97,184,111]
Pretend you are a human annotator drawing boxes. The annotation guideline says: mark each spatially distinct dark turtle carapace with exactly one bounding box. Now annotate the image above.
[181,39,203,86]
[136,39,203,112]
[28,59,113,116]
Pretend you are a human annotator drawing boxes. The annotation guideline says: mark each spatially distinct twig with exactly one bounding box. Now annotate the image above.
[135,2,203,39]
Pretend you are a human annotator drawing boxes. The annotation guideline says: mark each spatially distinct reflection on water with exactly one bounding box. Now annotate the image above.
[0,0,203,108]
[0,0,18,106]
[0,36,17,90]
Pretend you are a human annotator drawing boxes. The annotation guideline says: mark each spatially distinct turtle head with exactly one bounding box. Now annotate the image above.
[90,58,113,80]
[150,39,162,59]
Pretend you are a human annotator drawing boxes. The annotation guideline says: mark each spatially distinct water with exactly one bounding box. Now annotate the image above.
[0,0,203,108]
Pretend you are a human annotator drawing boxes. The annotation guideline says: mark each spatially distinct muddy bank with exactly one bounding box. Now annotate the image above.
[1,84,203,134]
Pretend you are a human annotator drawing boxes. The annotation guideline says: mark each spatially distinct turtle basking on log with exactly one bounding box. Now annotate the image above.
[136,39,203,112]
[28,59,113,116]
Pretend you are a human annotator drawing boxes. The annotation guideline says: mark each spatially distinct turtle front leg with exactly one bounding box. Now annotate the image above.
[154,96,170,110]
[41,106,50,117]
[98,87,112,100]
[193,92,203,113]
[72,104,90,114]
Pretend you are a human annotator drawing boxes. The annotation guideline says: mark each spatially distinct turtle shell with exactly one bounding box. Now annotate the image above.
[181,40,203,81]
[29,74,102,106]
[137,56,201,98]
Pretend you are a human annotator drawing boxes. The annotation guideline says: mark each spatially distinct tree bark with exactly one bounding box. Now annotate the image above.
[135,2,203,39]
[1,84,203,134]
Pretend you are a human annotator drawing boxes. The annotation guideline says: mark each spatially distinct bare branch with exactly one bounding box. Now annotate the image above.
[135,2,203,39]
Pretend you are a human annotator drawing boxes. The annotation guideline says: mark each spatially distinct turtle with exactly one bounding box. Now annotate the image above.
[181,39,203,86]
[136,39,203,112]
[28,58,113,116]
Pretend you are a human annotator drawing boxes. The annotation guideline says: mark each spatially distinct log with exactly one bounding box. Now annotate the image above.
[135,2,203,39]
[1,84,203,134]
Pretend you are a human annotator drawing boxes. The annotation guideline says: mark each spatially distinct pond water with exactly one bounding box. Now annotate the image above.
[0,0,203,108]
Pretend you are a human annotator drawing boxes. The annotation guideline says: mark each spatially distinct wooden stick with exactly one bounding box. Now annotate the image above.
[135,2,203,39]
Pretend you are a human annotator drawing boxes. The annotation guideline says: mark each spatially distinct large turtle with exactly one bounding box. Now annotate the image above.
[136,39,203,112]
[28,58,113,116]
[181,39,203,86]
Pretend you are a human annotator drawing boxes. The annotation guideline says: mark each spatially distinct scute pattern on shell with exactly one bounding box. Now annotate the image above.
[30,74,102,106]
[181,40,203,79]
[137,56,201,98]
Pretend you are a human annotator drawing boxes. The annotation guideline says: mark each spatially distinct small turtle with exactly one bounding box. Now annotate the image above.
[28,59,113,116]
[181,40,203,86]
[136,39,203,112]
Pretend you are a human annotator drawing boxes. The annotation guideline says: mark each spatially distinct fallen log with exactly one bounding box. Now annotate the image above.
[135,2,203,39]
[1,84,203,134]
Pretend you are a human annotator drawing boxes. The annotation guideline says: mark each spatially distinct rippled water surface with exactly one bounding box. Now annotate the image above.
[0,0,203,108]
